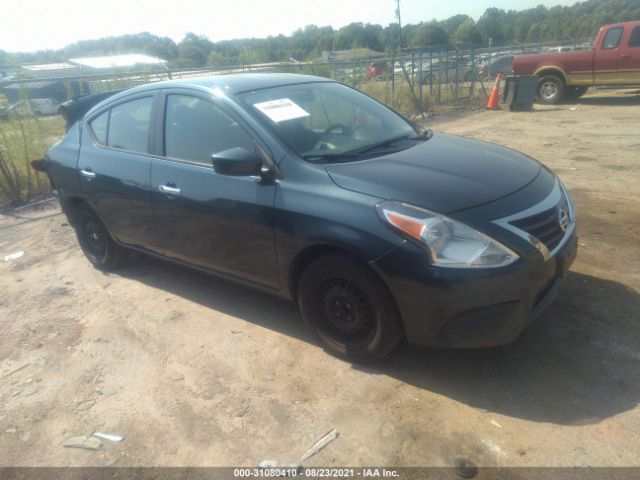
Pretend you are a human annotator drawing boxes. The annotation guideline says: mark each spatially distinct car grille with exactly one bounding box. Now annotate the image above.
[509,203,567,252]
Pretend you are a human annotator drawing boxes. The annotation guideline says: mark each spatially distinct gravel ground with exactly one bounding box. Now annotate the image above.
[0,88,638,470]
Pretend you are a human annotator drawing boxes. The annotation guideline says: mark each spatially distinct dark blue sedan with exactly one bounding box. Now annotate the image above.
[36,74,577,362]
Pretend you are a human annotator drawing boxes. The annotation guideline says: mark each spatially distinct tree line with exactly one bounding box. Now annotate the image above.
[2,0,639,69]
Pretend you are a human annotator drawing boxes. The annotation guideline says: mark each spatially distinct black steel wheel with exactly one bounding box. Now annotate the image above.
[298,253,403,363]
[319,278,377,346]
[74,205,127,270]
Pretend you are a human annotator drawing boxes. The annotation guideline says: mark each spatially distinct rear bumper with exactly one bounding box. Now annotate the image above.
[371,232,578,348]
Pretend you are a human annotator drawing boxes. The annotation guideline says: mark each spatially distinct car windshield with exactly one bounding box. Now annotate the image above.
[238,82,421,162]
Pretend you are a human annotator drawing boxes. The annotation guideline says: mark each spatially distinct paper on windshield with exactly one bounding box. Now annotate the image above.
[253,98,310,123]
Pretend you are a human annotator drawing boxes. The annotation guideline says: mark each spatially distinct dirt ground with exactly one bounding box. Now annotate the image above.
[0,88,638,470]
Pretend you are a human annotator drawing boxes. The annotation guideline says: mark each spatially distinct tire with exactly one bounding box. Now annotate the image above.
[73,205,127,270]
[537,74,565,104]
[565,86,589,100]
[297,253,403,363]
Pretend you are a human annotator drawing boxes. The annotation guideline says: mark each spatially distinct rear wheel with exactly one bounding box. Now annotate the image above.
[74,205,127,270]
[537,74,565,104]
[297,253,403,363]
[565,86,589,100]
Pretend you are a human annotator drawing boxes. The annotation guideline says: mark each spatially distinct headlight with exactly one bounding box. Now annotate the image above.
[377,201,518,268]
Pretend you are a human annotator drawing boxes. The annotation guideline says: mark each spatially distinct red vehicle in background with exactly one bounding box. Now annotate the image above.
[512,21,640,104]
[368,60,388,79]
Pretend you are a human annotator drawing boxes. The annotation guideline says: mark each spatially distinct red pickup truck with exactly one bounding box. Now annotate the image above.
[512,21,640,104]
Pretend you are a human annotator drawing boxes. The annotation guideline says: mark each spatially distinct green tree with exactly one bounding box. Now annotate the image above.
[6,0,640,66]
[452,18,483,46]
[412,21,450,46]
[206,51,227,67]
[177,33,213,67]
[527,24,543,42]
[238,47,260,65]
[441,14,472,35]
[477,7,507,45]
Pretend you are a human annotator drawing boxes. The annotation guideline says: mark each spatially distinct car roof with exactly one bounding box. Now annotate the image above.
[111,73,335,99]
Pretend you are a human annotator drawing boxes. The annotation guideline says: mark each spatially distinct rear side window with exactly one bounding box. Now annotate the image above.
[164,95,254,164]
[629,26,640,48]
[602,27,624,50]
[90,111,108,145]
[107,97,153,153]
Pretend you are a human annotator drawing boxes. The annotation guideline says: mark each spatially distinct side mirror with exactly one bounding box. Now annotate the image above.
[211,147,263,177]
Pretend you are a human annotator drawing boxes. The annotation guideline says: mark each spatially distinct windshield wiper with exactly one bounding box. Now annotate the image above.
[349,132,428,156]
[302,131,432,163]
[302,151,370,162]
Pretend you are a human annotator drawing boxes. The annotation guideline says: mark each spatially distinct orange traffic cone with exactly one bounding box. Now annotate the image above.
[486,73,503,110]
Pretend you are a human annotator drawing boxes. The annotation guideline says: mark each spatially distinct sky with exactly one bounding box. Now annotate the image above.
[3,0,578,53]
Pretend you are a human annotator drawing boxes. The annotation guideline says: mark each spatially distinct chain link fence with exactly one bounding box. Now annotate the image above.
[0,39,587,206]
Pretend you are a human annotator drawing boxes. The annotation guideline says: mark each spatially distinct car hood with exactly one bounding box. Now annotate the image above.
[324,132,541,214]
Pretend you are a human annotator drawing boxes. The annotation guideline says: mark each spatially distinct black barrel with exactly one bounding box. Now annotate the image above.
[503,75,537,111]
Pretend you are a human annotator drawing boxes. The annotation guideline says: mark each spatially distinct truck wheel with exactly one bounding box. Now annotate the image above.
[74,205,127,270]
[537,75,564,104]
[297,253,403,363]
[566,86,589,100]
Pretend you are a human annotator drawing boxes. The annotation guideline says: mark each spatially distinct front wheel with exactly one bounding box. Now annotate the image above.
[298,253,403,363]
[537,75,565,104]
[74,205,127,270]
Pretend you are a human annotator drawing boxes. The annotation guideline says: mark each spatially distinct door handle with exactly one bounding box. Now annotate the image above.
[620,54,632,60]
[159,184,181,196]
[80,168,96,179]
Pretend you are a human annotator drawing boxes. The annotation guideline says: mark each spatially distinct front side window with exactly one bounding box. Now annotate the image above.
[602,27,624,50]
[164,95,254,164]
[239,82,417,162]
[629,26,640,48]
[107,97,153,153]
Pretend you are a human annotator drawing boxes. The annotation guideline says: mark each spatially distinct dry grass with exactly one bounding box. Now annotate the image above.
[359,77,484,117]
[0,115,65,207]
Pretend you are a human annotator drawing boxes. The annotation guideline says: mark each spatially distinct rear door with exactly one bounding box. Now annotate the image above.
[620,24,640,83]
[150,89,279,289]
[80,93,161,251]
[594,25,625,84]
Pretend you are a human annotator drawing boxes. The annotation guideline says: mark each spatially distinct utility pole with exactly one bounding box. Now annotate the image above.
[395,0,423,118]
[395,0,402,51]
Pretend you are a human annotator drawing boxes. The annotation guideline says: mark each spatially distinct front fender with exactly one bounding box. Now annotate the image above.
[273,154,404,299]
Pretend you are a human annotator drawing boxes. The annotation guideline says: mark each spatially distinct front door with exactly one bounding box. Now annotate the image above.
[79,94,160,251]
[594,26,625,84]
[150,91,279,289]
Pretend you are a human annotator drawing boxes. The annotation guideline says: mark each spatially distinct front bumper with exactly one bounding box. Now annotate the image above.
[371,231,578,348]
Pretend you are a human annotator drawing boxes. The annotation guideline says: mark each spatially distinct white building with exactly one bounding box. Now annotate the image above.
[68,54,168,71]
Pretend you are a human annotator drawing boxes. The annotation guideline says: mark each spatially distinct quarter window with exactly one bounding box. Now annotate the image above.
[90,111,108,145]
[602,27,624,50]
[164,95,254,164]
[629,26,640,48]
[107,97,153,153]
